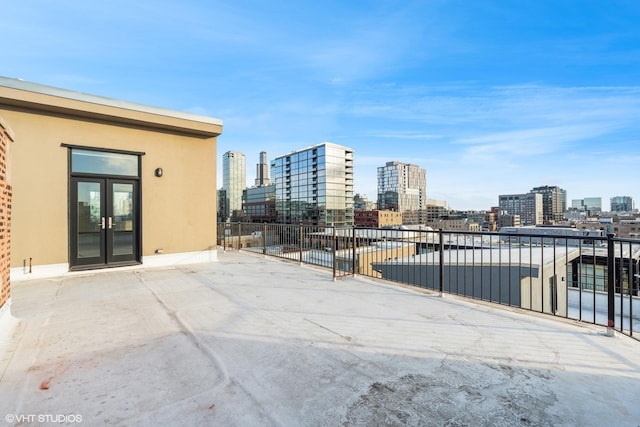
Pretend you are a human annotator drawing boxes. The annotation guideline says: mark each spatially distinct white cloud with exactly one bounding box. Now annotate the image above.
[455,124,614,161]
[367,131,445,140]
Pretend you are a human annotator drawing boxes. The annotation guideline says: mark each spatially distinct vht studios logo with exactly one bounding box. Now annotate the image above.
[5,414,83,424]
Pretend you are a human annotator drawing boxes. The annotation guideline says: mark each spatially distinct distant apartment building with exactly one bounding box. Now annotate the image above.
[243,184,277,223]
[428,218,480,231]
[354,193,377,211]
[613,218,640,237]
[484,211,498,231]
[489,206,503,231]
[498,193,543,226]
[354,210,403,228]
[573,213,640,238]
[223,151,246,220]
[271,142,354,226]
[426,199,449,223]
[377,161,427,225]
[460,211,496,231]
[530,185,567,224]
[571,197,602,214]
[490,206,500,219]
[564,209,587,222]
[610,196,634,212]
[241,151,276,223]
[498,213,521,228]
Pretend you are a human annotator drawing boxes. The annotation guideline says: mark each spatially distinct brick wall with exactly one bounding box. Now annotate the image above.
[0,115,13,311]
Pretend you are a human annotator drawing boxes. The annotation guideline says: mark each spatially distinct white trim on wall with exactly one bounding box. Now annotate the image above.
[10,249,218,282]
[141,249,218,268]
[11,263,69,282]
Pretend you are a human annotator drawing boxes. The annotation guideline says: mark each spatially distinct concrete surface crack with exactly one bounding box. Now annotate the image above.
[132,271,230,384]
[304,318,352,341]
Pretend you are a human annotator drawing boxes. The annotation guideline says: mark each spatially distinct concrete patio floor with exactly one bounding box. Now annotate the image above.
[1,250,639,426]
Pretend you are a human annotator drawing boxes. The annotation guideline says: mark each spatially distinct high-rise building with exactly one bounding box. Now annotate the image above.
[238,151,276,222]
[354,193,377,211]
[571,197,602,214]
[610,196,634,212]
[498,193,543,226]
[530,185,567,224]
[377,161,427,224]
[271,142,354,226]
[222,151,246,220]
[498,213,521,228]
[243,184,277,223]
[254,151,270,187]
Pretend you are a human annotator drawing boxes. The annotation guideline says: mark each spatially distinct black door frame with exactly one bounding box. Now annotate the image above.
[69,177,141,270]
[66,145,143,271]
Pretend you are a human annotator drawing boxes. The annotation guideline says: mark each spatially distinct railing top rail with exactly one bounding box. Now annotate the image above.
[219,222,640,244]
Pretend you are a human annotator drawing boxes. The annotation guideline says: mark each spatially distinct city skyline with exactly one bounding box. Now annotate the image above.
[239,147,636,213]
[4,1,640,210]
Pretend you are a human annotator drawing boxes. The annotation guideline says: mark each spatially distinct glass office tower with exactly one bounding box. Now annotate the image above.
[377,161,427,224]
[222,151,246,220]
[610,196,634,212]
[271,143,354,226]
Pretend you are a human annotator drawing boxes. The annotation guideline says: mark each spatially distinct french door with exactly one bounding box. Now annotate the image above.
[70,177,140,269]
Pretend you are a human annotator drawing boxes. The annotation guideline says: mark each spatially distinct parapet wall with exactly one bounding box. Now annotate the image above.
[0,115,13,310]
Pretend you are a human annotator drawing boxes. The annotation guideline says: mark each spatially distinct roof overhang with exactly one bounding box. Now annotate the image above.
[0,77,222,138]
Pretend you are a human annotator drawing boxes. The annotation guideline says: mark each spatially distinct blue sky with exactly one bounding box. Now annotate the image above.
[3,0,640,210]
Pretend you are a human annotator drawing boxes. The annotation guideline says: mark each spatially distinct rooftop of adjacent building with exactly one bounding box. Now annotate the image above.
[1,250,638,426]
[275,141,355,158]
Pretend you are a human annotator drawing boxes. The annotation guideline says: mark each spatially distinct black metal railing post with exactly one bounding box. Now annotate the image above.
[237,222,242,250]
[299,223,303,265]
[262,222,267,256]
[439,229,444,296]
[332,226,337,280]
[352,226,357,276]
[607,233,616,335]
[223,223,227,252]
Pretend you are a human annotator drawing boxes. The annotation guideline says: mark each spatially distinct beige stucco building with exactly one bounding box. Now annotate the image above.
[0,77,222,283]
[427,218,481,232]
[354,210,403,228]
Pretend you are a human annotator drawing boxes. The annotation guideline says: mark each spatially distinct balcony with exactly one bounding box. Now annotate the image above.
[1,229,638,425]
[221,223,640,340]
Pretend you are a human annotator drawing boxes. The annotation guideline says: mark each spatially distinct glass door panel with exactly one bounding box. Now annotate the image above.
[109,182,136,261]
[72,179,106,266]
[77,182,103,258]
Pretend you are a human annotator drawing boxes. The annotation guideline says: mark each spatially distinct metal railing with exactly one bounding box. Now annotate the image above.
[218,222,640,340]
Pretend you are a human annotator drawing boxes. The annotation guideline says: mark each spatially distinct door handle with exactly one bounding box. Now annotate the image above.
[108,217,113,229]
[101,217,106,230]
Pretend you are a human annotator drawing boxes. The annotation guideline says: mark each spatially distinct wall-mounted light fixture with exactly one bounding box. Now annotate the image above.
[154,167,163,177]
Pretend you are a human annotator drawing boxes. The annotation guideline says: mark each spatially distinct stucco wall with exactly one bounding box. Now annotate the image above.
[1,106,218,269]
